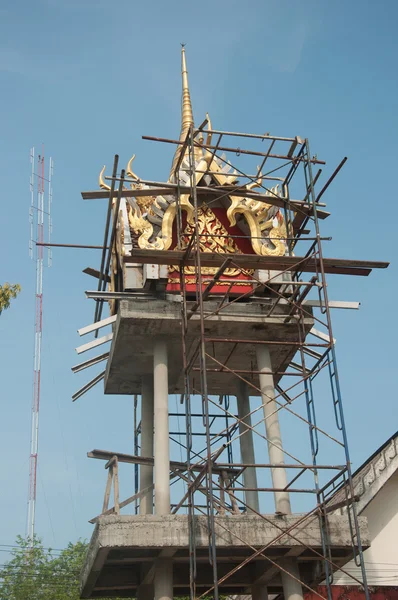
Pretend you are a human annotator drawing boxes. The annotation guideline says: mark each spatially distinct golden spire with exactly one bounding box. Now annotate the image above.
[181,45,194,134]
[169,45,195,180]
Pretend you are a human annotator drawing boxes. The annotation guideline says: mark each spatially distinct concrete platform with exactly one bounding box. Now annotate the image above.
[104,298,314,396]
[81,514,369,598]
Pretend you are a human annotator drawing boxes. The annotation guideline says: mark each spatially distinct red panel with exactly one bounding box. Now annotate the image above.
[304,586,398,600]
[166,206,256,295]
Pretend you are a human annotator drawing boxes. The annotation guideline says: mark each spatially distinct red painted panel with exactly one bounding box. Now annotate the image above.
[166,206,256,295]
[304,585,398,600]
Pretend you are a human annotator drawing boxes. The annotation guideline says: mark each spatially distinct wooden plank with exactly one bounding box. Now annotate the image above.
[105,455,119,469]
[81,187,329,218]
[71,351,109,374]
[90,484,155,524]
[102,468,113,514]
[83,267,111,283]
[113,458,120,515]
[71,370,105,402]
[75,332,113,355]
[303,300,360,310]
[78,314,117,337]
[124,250,388,277]
[88,449,239,475]
[310,327,336,344]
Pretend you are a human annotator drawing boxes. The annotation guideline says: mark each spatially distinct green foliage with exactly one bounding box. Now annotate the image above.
[0,537,217,600]
[0,536,127,600]
[0,283,21,314]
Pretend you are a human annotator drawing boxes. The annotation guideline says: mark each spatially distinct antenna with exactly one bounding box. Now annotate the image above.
[48,157,53,268]
[27,146,53,546]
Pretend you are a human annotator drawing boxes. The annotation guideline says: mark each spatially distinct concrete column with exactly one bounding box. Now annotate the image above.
[140,376,154,515]
[154,558,173,600]
[279,558,303,600]
[256,345,303,600]
[252,562,269,600]
[153,339,170,515]
[236,380,260,513]
[252,583,269,600]
[256,344,291,515]
[153,341,173,600]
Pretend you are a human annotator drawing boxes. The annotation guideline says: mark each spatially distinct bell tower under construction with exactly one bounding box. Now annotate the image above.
[73,48,389,600]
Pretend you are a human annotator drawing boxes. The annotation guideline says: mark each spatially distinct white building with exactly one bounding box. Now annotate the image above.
[332,430,398,590]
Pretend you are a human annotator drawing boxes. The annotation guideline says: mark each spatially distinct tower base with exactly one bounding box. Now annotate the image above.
[81,514,369,598]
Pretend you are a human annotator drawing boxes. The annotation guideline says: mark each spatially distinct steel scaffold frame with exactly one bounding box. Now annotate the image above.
[164,125,371,600]
[79,123,386,599]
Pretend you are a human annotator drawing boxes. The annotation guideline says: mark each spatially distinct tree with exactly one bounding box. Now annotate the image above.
[0,537,199,600]
[0,283,21,314]
[0,536,127,600]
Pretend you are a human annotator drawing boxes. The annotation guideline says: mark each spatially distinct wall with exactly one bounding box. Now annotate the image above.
[333,469,398,586]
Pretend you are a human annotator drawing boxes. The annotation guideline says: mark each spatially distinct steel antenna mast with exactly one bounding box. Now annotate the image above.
[27,147,53,545]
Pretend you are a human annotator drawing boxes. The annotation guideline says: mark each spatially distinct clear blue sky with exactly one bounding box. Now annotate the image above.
[0,0,397,551]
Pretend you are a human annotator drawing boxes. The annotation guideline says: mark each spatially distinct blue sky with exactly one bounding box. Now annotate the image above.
[0,0,397,551]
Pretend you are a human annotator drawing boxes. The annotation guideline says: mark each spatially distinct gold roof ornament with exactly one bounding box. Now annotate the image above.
[169,45,196,181]
[181,45,194,136]
[98,47,288,258]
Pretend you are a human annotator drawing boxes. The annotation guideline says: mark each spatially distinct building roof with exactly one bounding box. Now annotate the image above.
[330,430,398,514]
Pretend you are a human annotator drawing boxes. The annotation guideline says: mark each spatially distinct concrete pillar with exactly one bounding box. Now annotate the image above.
[280,558,303,600]
[140,376,154,515]
[252,583,269,600]
[256,345,303,600]
[153,339,170,515]
[256,344,291,515]
[252,562,269,600]
[236,380,260,513]
[154,558,173,600]
[153,341,173,600]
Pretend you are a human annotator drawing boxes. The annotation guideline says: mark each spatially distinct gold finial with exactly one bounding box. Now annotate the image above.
[181,45,194,133]
[169,45,195,180]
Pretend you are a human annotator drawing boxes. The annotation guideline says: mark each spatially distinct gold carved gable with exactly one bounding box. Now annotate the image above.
[168,203,253,283]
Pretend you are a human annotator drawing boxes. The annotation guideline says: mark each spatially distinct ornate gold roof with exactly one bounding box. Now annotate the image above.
[99,48,288,260]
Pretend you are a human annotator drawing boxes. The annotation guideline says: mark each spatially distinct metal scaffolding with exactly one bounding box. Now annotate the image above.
[141,125,374,600]
[76,122,389,599]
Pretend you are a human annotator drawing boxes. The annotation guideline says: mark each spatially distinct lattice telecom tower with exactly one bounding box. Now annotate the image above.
[72,49,388,600]
[28,147,53,544]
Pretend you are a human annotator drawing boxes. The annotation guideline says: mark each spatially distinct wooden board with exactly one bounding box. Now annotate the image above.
[88,449,239,475]
[124,250,388,277]
[81,187,329,219]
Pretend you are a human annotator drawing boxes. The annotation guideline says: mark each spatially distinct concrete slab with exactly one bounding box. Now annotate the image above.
[81,514,369,598]
[104,298,314,396]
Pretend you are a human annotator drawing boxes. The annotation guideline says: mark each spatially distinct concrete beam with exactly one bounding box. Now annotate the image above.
[104,298,314,396]
[83,514,369,551]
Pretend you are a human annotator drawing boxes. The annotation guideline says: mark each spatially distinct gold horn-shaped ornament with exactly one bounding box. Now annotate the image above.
[169,46,195,181]
[205,112,212,145]
[127,154,140,184]
[99,165,111,191]
[246,166,264,191]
